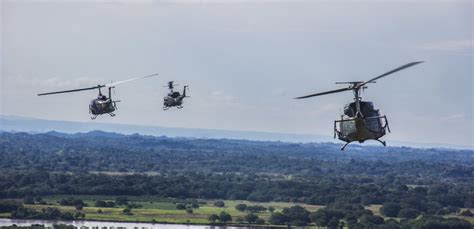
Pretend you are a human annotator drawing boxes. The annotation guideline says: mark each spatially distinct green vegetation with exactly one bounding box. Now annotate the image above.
[0,131,473,228]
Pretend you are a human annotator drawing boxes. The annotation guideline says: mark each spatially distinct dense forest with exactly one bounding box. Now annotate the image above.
[0,131,473,228]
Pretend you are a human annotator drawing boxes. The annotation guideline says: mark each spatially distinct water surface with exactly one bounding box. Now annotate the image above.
[0,218,254,229]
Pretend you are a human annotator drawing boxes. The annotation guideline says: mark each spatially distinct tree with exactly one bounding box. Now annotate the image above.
[219,211,232,223]
[310,209,330,226]
[381,203,401,217]
[268,206,275,213]
[247,205,267,213]
[73,211,85,219]
[214,201,225,208]
[106,201,115,208]
[327,217,340,228]
[256,218,265,225]
[115,197,129,205]
[176,203,186,210]
[397,208,419,219]
[359,214,384,225]
[23,196,35,205]
[270,212,288,225]
[245,213,259,224]
[0,200,21,213]
[186,208,193,214]
[235,216,245,223]
[282,205,310,226]
[94,200,107,207]
[122,208,132,215]
[235,204,247,212]
[208,214,219,223]
[75,204,83,211]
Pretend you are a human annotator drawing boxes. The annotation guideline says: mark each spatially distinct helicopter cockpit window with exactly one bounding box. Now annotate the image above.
[360,102,380,117]
[344,102,356,117]
[171,92,181,98]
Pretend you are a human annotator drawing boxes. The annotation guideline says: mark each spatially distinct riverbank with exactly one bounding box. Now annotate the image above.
[0,218,276,229]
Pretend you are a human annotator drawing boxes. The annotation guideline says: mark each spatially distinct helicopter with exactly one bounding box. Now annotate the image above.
[37,73,158,119]
[163,81,189,110]
[295,61,424,150]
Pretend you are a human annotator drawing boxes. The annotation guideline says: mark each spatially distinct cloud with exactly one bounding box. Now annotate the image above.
[209,91,239,103]
[418,40,473,53]
[440,113,467,121]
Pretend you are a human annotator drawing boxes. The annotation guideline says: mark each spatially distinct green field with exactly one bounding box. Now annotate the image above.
[4,196,472,227]
[23,196,324,226]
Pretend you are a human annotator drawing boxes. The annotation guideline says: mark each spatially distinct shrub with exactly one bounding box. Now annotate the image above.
[208,214,219,223]
[380,203,401,217]
[219,211,232,223]
[214,201,225,208]
[245,213,258,224]
[235,204,247,212]
[398,208,420,219]
[176,203,186,210]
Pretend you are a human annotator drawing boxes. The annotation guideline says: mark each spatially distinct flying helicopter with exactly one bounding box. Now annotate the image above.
[37,73,158,119]
[295,61,424,150]
[162,81,189,110]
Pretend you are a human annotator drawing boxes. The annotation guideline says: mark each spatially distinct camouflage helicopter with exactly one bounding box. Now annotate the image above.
[38,73,158,119]
[163,81,189,110]
[295,62,423,150]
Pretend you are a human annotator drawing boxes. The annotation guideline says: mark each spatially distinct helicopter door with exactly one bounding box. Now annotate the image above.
[365,117,383,133]
[336,118,356,140]
[360,102,384,133]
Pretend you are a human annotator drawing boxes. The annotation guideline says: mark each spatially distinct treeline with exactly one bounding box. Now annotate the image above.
[0,200,85,220]
[1,170,473,216]
[267,205,471,228]
[1,132,472,179]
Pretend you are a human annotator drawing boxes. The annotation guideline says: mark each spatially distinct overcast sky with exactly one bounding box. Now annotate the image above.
[1,0,472,147]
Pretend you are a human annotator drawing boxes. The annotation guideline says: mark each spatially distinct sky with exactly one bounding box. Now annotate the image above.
[1,0,473,147]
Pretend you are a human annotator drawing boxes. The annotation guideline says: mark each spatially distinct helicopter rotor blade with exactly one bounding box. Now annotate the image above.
[105,73,158,87]
[294,87,352,99]
[37,85,103,96]
[38,73,158,96]
[358,61,424,87]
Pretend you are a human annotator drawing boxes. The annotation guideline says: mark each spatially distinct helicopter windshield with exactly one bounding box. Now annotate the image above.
[344,101,379,117]
[360,102,379,117]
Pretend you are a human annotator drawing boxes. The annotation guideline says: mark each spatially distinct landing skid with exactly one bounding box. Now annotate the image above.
[341,142,350,151]
[376,139,386,146]
[90,115,97,120]
[109,113,116,117]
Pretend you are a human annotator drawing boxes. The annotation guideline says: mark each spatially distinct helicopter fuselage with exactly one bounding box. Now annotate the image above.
[334,101,390,150]
[163,85,188,110]
[89,98,116,115]
[163,95,184,109]
[88,87,118,119]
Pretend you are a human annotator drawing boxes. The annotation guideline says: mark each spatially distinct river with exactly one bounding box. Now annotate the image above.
[0,218,259,229]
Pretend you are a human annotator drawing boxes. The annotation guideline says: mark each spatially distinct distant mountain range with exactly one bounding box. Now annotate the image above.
[0,114,471,150]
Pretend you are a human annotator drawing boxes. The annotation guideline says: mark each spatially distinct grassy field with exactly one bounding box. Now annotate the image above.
[24,196,324,225]
[6,196,472,227]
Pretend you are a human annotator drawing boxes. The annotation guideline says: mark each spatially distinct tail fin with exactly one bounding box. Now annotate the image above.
[183,85,189,97]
